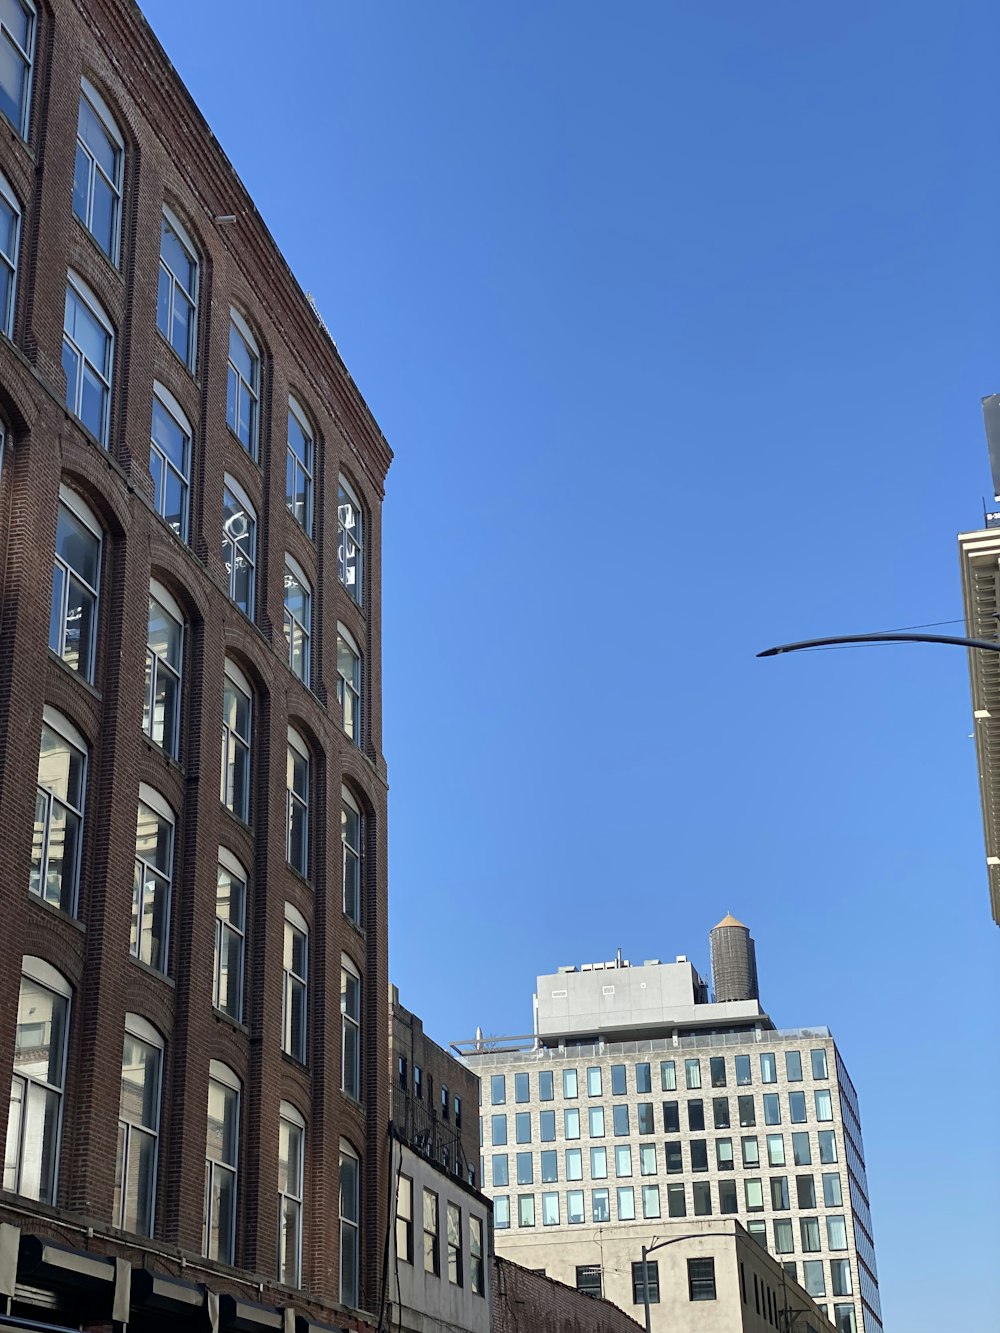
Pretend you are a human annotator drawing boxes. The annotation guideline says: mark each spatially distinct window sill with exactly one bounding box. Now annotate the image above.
[27,893,86,932]
[154,326,199,383]
[128,954,175,988]
[219,803,253,836]
[212,1007,248,1036]
[226,424,260,467]
[47,649,102,700]
[141,733,185,776]
[280,1051,308,1073]
[72,213,125,284]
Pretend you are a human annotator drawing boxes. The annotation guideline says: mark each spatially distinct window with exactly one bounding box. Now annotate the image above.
[786,1049,803,1081]
[665,1141,682,1173]
[615,1144,632,1177]
[541,1191,559,1226]
[494,1196,510,1229]
[738,1095,755,1126]
[793,1133,812,1165]
[660,1059,676,1091]
[539,1110,555,1141]
[222,478,257,616]
[4,959,70,1203]
[666,1182,685,1216]
[770,1175,789,1209]
[662,1100,679,1133]
[690,1139,708,1171]
[632,1260,659,1305]
[341,958,361,1099]
[815,1089,833,1121]
[204,1062,240,1264]
[635,1061,652,1093]
[586,1066,602,1096]
[540,1149,557,1182]
[492,1115,507,1146]
[214,850,246,1020]
[517,1194,535,1227]
[157,208,198,367]
[31,708,87,914]
[227,311,259,457]
[286,399,314,535]
[145,583,183,758]
[0,0,33,136]
[539,1070,554,1100]
[827,1215,848,1250]
[688,1099,705,1131]
[0,171,19,334]
[515,1111,531,1143]
[787,1090,806,1122]
[283,906,308,1062]
[563,1068,578,1098]
[492,1154,508,1187]
[764,1093,781,1125]
[811,1048,829,1079]
[283,558,312,685]
[414,1066,422,1099]
[221,659,252,821]
[576,1265,602,1298]
[834,1304,857,1333]
[564,1107,580,1139]
[823,1172,843,1206]
[760,1052,777,1083]
[735,1054,752,1085]
[566,1189,584,1224]
[341,787,363,925]
[744,1177,764,1211]
[639,1143,657,1176]
[742,1136,760,1167]
[748,1221,767,1248]
[340,1144,360,1305]
[49,486,101,679]
[516,1152,532,1184]
[767,1134,785,1166]
[131,787,174,972]
[818,1130,838,1163]
[685,1058,701,1089]
[800,1217,821,1252]
[454,1095,462,1128]
[710,1056,727,1087]
[716,1138,733,1170]
[610,1063,627,1095]
[470,1217,484,1295]
[338,475,363,604]
[286,729,309,877]
[491,1074,506,1105]
[831,1259,853,1296]
[719,1179,738,1214]
[278,1103,304,1285]
[565,1147,582,1179]
[588,1106,604,1137]
[148,388,192,544]
[115,1016,162,1236]
[688,1258,716,1301]
[337,625,362,745]
[613,1104,629,1136]
[63,275,113,444]
[713,1097,730,1129]
[591,1187,609,1221]
[446,1202,463,1285]
[515,1071,530,1102]
[774,1218,794,1254]
[72,82,122,263]
[693,1180,712,1215]
[590,1146,607,1178]
[637,1102,654,1135]
[796,1175,816,1208]
[396,1173,413,1263]
[803,1260,826,1297]
[397,1057,407,1091]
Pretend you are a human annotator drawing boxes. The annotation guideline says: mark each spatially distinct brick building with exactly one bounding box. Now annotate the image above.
[491,1257,642,1333]
[0,0,391,1327]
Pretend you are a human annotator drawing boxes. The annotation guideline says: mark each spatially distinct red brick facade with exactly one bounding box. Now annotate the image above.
[492,1257,642,1333]
[0,0,391,1326]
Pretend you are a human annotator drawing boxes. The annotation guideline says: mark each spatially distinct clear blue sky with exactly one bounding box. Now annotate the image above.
[141,2,998,1327]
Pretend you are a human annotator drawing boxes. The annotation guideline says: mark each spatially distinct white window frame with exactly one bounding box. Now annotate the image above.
[286,397,314,536]
[283,554,311,686]
[63,272,114,446]
[341,956,361,1101]
[341,786,363,926]
[337,474,363,606]
[73,79,123,265]
[337,623,362,746]
[32,706,87,915]
[204,1060,240,1265]
[214,847,247,1022]
[5,957,70,1203]
[150,383,191,542]
[278,1102,305,1287]
[145,580,184,759]
[286,726,309,878]
[0,171,19,337]
[50,484,102,680]
[339,1140,360,1308]
[114,1014,163,1236]
[221,658,252,822]
[282,903,308,1063]
[132,784,175,973]
[227,309,259,459]
[0,0,35,139]
[222,474,257,617]
[158,206,198,369]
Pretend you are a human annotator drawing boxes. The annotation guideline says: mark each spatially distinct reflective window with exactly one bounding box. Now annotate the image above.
[338,475,363,605]
[660,1059,676,1091]
[831,1259,853,1296]
[72,83,122,262]
[639,1143,657,1176]
[738,1095,755,1127]
[340,1145,360,1304]
[283,557,311,685]
[637,1102,654,1135]
[796,1174,816,1208]
[735,1055,752,1085]
[811,1048,829,1080]
[834,1303,857,1333]
[283,907,308,1062]
[615,1144,632,1177]
[49,487,101,679]
[563,1068,578,1098]
[286,729,309,878]
[815,1089,833,1122]
[4,961,70,1202]
[642,1184,660,1219]
[540,1149,557,1182]
[490,1075,506,1105]
[491,1115,507,1146]
[818,1130,838,1163]
[565,1147,582,1179]
[515,1111,531,1144]
[204,1062,240,1263]
[31,709,86,914]
[792,1132,812,1166]
[611,1064,627,1096]
[222,478,256,616]
[590,1146,607,1178]
[789,1091,807,1122]
[114,1017,162,1236]
[635,1062,652,1093]
[742,1136,759,1167]
[341,959,360,1099]
[516,1151,532,1184]
[823,1172,843,1206]
[773,1219,794,1254]
[588,1106,605,1137]
[684,1058,701,1089]
[342,787,363,925]
[564,1108,580,1140]
[517,1194,534,1227]
[541,1190,559,1227]
[514,1072,529,1103]
[716,1138,733,1170]
[214,851,246,1021]
[539,1070,554,1100]
[144,584,183,758]
[713,1097,730,1129]
[0,0,33,136]
[590,1186,609,1222]
[770,1175,789,1209]
[710,1056,726,1087]
[492,1154,508,1186]
[767,1133,785,1166]
[63,275,113,444]
[744,1177,764,1211]
[149,388,190,542]
[131,789,174,972]
[617,1185,635,1220]
[337,626,362,745]
[0,170,19,334]
[539,1110,555,1142]
[220,660,252,822]
[800,1217,821,1252]
[287,399,314,535]
[278,1105,304,1286]
[157,209,198,367]
[494,1196,510,1229]
[763,1093,781,1125]
[760,1052,777,1084]
[827,1215,848,1250]
[803,1260,826,1297]
[785,1050,803,1081]
[613,1104,630,1136]
[226,312,259,457]
[586,1066,602,1097]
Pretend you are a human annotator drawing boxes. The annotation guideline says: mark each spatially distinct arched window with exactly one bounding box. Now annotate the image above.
[4,957,71,1203]
[0,170,20,336]
[282,903,308,1064]
[286,398,313,535]
[286,727,309,877]
[336,624,362,746]
[150,384,192,542]
[204,1061,240,1264]
[341,786,363,926]
[338,475,363,606]
[72,80,123,264]
[221,659,252,823]
[283,555,311,686]
[115,1014,163,1236]
[278,1102,305,1286]
[31,707,87,915]
[62,272,114,445]
[341,956,361,1101]
[157,207,198,369]
[226,310,259,459]
[49,484,102,681]
[214,848,247,1021]
[222,475,256,617]
[145,581,184,759]
[0,1,35,139]
[339,1140,360,1308]
[132,784,175,973]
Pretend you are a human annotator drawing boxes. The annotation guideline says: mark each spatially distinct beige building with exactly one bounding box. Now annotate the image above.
[958,522,1000,925]
[458,920,881,1333]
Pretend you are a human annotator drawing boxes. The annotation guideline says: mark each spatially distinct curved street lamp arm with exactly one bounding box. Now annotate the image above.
[757,631,1000,658]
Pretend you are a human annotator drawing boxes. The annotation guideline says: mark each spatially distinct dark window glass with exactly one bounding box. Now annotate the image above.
[631,1260,659,1305]
[690,1139,708,1172]
[713,1097,730,1129]
[611,1064,627,1096]
[709,1056,727,1087]
[688,1258,716,1301]
[665,1141,682,1173]
[738,1095,756,1126]
[635,1062,652,1093]
[687,1099,705,1132]
[719,1179,738,1213]
[735,1055,752,1085]
[538,1071,554,1101]
[514,1073,529,1103]
[662,1101,679,1133]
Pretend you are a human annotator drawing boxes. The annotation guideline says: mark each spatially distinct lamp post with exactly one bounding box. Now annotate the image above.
[757,630,1000,658]
[638,1232,734,1333]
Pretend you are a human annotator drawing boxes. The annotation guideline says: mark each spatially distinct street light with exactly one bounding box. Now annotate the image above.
[757,630,1000,657]
[638,1233,733,1333]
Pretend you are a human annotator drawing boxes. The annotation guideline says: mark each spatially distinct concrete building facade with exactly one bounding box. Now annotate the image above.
[0,0,391,1326]
[459,922,881,1333]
